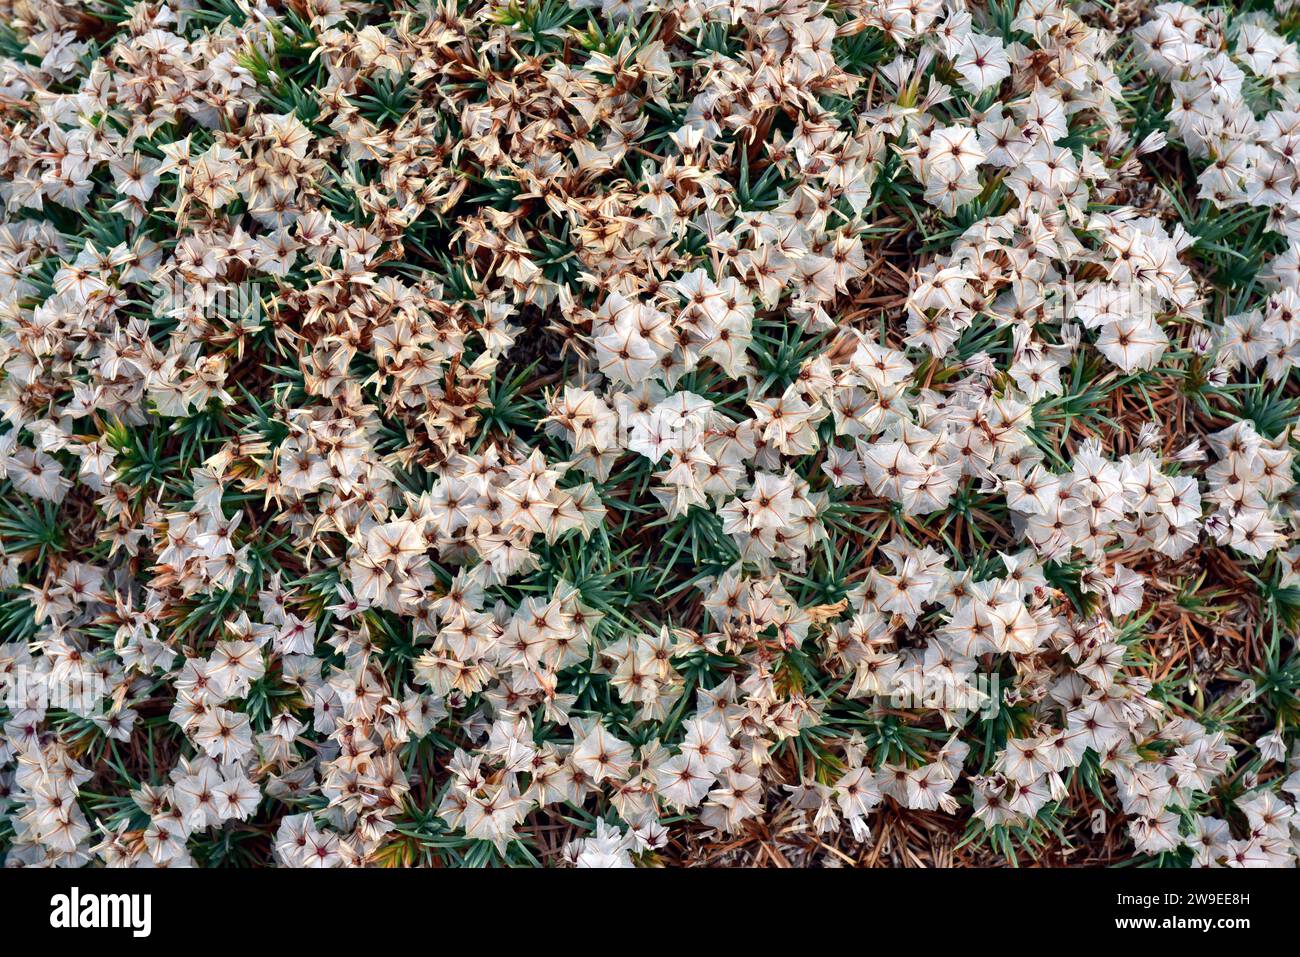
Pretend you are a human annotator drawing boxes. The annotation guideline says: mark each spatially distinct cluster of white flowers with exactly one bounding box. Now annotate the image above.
[0,0,1297,869]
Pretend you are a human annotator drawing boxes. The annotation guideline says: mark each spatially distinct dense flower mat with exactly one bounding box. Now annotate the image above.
[0,0,1298,867]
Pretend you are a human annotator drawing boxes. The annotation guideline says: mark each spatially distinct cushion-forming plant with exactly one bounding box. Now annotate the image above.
[0,0,1298,867]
